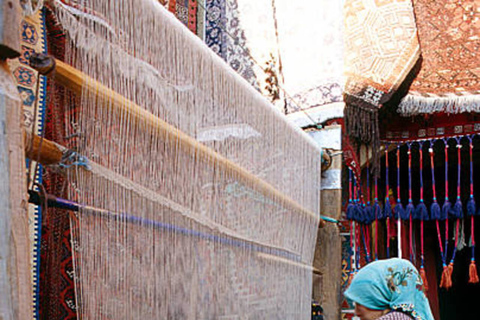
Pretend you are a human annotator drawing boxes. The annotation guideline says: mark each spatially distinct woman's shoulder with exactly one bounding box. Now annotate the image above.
[379,311,414,320]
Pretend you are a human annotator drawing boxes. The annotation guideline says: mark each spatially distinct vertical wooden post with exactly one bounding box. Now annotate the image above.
[310,125,343,320]
[0,1,32,319]
[0,0,21,58]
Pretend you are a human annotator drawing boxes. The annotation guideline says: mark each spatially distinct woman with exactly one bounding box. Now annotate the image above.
[344,258,434,320]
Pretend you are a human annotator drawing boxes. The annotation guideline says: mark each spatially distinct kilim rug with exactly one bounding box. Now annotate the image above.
[38,6,78,320]
[398,0,480,116]
[8,8,48,318]
[343,0,420,173]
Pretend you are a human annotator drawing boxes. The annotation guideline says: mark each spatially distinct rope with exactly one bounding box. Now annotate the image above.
[407,142,414,261]
[430,141,446,266]
[419,141,424,203]
[385,144,391,258]
[396,144,403,258]
[456,137,462,202]
[469,135,475,201]
[443,139,450,265]
[396,144,402,212]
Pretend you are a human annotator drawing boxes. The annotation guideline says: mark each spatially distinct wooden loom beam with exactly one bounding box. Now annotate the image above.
[24,130,64,165]
[29,54,324,227]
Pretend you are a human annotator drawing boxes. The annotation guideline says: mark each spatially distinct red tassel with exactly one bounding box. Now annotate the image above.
[469,260,479,284]
[446,262,454,288]
[439,264,452,289]
[420,267,429,292]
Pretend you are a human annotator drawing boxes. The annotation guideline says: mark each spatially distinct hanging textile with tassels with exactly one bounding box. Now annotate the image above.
[467,136,479,284]
[374,132,480,288]
[343,0,420,175]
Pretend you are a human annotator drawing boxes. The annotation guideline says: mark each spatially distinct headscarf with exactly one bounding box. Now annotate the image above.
[344,258,434,320]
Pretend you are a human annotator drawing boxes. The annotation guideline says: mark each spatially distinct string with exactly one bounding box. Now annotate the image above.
[356,222,361,270]
[443,138,450,264]
[396,144,403,258]
[362,225,371,264]
[385,144,391,258]
[418,141,427,273]
[468,136,475,207]
[419,141,425,204]
[350,220,355,279]
[407,142,414,261]
[467,135,478,283]
[396,144,402,216]
[365,225,371,260]
[430,141,445,264]
[367,152,371,206]
[456,138,462,204]
[451,136,464,219]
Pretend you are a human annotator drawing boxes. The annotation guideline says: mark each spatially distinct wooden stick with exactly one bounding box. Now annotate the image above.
[23,130,64,165]
[29,54,323,226]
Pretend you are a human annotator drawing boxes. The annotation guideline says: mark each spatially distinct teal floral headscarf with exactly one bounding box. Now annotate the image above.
[344,258,434,320]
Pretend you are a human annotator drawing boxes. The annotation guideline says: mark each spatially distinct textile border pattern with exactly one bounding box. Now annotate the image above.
[385,123,480,142]
[168,0,204,38]
[8,8,48,319]
[398,0,480,116]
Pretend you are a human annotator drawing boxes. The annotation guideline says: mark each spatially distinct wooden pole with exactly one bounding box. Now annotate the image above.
[24,130,64,165]
[29,54,324,226]
[0,60,32,319]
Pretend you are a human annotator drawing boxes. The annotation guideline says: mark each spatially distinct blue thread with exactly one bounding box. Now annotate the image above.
[59,152,92,170]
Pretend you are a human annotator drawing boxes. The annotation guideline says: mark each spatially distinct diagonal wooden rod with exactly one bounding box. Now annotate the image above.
[29,54,323,226]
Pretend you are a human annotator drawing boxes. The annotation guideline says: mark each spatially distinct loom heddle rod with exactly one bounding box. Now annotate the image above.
[27,189,306,263]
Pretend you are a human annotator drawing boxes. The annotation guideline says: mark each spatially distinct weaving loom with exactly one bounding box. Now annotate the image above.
[3,0,324,319]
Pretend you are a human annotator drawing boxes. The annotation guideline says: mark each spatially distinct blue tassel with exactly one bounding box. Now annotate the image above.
[346,201,355,220]
[467,197,477,216]
[364,204,373,224]
[452,198,463,219]
[441,199,451,220]
[394,200,405,220]
[431,201,441,220]
[415,201,429,221]
[374,202,383,220]
[384,200,392,219]
[354,203,365,223]
[404,202,414,220]
[412,203,419,220]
